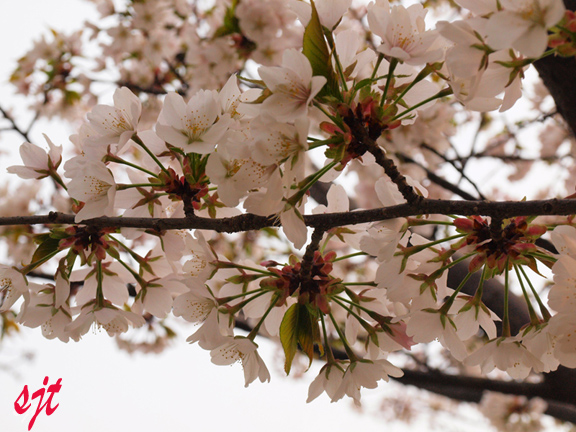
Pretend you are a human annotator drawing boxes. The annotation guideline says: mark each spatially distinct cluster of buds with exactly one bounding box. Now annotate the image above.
[548,10,576,57]
[57,226,118,265]
[453,216,547,273]
[323,97,402,169]
[152,167,209,215]
[261,251,343,314]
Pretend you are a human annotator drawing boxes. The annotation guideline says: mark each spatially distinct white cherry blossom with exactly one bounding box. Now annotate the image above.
[258,49,327,122]
[206,145,276,208]
[522,324,560,373]
[486,0,565,58]
[547,312,576,367]
[306,363,345,403]
[465,337,545,379]
[65,303,146,340]
[437,18,489,79]
[406,309,468,361]
[450,296,499,340]
[133,276,188,319]
[0,265,29,312]
[251,116,309,166]
[173,283,217,324]
[332,359,403,406]
[66,159,117,222]
[86,86,141,152]
[367,0,443,65]
[8,134,62,180]
[289,0,352,30]
[17,282,72,342]
[210,337,271,387]
[156,90,231,154]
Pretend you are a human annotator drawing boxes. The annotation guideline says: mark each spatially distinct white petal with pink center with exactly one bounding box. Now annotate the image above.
[258,49,326,122]
[8,134,62,180]
[210,337,270,387]
[66,159,117,222]
[86,86,141,151]
[156,90,231,154]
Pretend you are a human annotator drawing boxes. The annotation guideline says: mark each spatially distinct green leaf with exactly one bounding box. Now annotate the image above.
[298,305,316,368]
[31,235,61,266]
[302,1,339,99]
[21,235,61,274]
[280,303,299,374]
[354,77,375,91]
[279,303,322,375]
[213,0,241,38]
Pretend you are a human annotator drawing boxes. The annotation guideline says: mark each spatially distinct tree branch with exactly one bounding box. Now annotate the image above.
[4,197,575,233]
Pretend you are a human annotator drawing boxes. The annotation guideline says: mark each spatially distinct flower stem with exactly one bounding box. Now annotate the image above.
[131,133,170,176]
[513,264,540,325]
[328,311,358,361]
[502,258,511,337]
[107,154,159,178]
[320,314,336,363]
[333,251,368,262]
[518,265,552,321]
[390,87,453,122]
[380,57,398,108]
[247,293,281,339]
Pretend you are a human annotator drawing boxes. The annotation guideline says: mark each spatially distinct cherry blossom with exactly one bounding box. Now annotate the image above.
[465,337,545,379]
[17,282,72,342]
[367,0,443,65]
[206,146,276,208]
[406,309,468,361]
[522,324,560,373]
[65,303,146,340]
[156,90,231,154]
[7,134,62,180]
[66,159,117,222]
[437,18,488,80]
[547,312,576,367]
[332,359,403,406]
[172,283,218,324]
[251,116,309,166]
[210,337,271,387]
[450,296,499,341]
[486,0,565,58]
[258,49,327,122]
[306,363,345,403]
[0,265,29,312]
[86,86,142,152]
[289,0,352,30]
[132,275,188,319]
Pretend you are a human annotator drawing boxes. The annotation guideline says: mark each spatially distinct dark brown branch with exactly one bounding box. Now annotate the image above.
[396,369,576,424]
[366,143,422,203]
[344,115,422,203]
[299,228,325,279]
[5,197,576,232]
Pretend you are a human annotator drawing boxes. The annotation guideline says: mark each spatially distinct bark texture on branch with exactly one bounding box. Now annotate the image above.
[3,196,576,232]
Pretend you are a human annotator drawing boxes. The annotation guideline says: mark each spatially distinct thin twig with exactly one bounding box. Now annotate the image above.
[0,105,31,142]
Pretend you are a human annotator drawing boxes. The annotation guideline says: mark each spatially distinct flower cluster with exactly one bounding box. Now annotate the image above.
[2,0,575,413]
